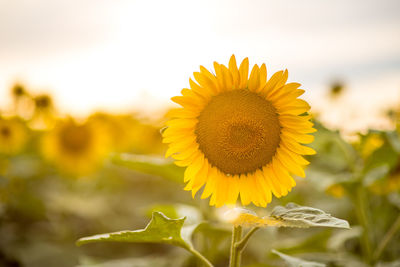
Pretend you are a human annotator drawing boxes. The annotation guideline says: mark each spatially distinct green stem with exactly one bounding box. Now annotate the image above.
[373,213,400,261]
[229,225,243,267]
[354,186,373,263]
[235,227,259,252]
[188,247,214,267]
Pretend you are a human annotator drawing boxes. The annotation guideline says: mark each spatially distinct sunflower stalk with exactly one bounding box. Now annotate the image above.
[373,213,400,261]
[229,226,259,267]
[229,225,243,267]
[354,186,373,264]
[235,227,259,252]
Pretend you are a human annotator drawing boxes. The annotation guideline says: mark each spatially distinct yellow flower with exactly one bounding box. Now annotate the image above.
[325,184,345,198]
[0,117,28,155]
[360,133,384,159]
[88,113,165,154]
[369,169,400,195]
[41,118,110,174]
[163,55,316,207]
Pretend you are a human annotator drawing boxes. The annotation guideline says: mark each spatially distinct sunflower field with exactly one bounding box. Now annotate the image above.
[1,53,400,267]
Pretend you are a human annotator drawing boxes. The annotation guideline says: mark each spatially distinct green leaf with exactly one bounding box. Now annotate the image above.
[111,153,184,183]
[271,250,326,267]
[269,203,350,229]
[222,204,350,229]
[146,204,202,225]
[76,211,192,249]
[77,212,214,267]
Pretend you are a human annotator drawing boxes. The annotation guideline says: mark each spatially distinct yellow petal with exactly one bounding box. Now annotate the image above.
[282,139,316,155]
[262,166,282,198]
[255,169,272,204]
[238,57,249,89]
[270,162,290,196]
[277,99,311,115]
[189,78,212,100]
[171,95,202,110]
[279,144,310,165]
[229,55,240,88]
[259,63,267,90]
[281,129,314,144]
[239,174,252,206]
[170,143,199,160]
[248,64,260,92]
[184,153,204,182]
[268,82,301,102]
[165,118,197,130]
[216,172,229,207]
[192,159,209,197]
[201,167,218,199]
[221,64,234,91]
[275,69,288,89]
[275,150,305,177]
[260,70,284,97]
[249,173,265,207]
[226,175,240,205]
[193,72,218,95]
[272,158,296,188]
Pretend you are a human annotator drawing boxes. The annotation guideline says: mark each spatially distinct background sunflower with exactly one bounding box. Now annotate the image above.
[41,118,111,175]
[0,117,28,155]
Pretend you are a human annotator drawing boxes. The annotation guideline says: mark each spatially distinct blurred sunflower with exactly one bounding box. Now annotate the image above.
[41,118,110,174]
[163,55,316,207]
[31,94,56,129]
[88,113,164,154]
[370,163,400,195]
[0,117,28,155]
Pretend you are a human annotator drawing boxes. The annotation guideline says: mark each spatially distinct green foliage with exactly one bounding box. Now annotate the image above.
[111,153,184,183]
[269,203,350,229]
[271,250,325,267]
[77,212,193,249]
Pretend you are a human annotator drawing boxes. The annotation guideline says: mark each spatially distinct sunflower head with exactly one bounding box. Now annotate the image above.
[42,118,110,175]
[163,55,316,207]
[34,94,52,110]
[12,83,27,98]
[0,117,28,155]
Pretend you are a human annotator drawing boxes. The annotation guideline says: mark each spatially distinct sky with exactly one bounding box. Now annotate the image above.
[0,0,400,132]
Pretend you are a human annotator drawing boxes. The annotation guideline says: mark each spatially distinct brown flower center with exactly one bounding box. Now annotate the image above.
[1,126,11,138]
[195,89,281,175]
[59,124,92,154]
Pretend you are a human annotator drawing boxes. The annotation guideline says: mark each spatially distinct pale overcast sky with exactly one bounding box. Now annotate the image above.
[1,0,400,131]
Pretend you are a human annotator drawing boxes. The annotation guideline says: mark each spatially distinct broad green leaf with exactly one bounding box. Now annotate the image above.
[269,203,350,229]
[271,250,326,267]
[77,254,187,267]
[77,211,192,250]
[77,212,214,267]
[146,204,202,225]
[111,153,184,183]
[223,204,350,229]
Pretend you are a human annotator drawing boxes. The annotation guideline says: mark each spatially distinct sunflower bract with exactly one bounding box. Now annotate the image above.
[163,55,316,207]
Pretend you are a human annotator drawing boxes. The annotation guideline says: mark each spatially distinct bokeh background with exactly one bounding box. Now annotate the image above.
[1,0,400,266]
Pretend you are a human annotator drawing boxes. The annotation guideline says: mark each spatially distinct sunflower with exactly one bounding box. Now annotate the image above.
[0,117,28,155]
[163,55,316,207]
[42,118,110,174]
